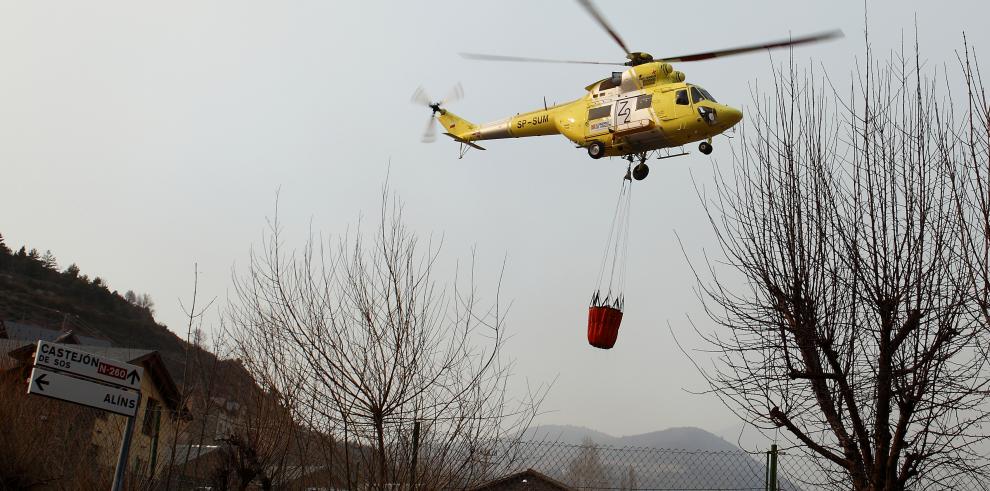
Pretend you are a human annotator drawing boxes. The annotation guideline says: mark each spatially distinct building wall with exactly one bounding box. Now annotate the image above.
[91,365,185,480]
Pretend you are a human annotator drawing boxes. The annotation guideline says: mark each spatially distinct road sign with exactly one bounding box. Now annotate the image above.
[32,340,143,390]
[27,366,140,417]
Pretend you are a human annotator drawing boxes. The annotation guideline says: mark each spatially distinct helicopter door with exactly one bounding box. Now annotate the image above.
[612,94,653,131]
[660,88,692,122]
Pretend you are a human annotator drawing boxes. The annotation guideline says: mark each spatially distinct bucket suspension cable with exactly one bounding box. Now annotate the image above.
[592,172,633,310]
[587,171,634,350]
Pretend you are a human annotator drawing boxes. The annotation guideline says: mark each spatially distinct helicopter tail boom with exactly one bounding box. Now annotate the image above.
[437,105,568,148]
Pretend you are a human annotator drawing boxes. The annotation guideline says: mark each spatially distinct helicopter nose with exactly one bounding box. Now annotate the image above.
[724,106,743,127]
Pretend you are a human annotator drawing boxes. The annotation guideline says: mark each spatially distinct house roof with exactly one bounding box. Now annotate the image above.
[0,320,112,347]
[470,469,573,491]
[0,338,26,368]
[171,444,221,466]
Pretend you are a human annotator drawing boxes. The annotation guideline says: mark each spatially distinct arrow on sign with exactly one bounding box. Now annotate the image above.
[127,370,140,386]
[35,373,49,391]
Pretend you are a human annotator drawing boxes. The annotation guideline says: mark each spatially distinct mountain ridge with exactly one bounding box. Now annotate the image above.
[516,424,770,489]
[524,423,743,451]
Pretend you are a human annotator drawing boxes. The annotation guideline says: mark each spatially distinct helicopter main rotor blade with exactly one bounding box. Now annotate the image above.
[575,0,631,56]
[659,30,844,63]
[460,52,623,66]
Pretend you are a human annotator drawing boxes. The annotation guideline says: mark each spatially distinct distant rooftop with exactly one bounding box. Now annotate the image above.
[0,320,112,347]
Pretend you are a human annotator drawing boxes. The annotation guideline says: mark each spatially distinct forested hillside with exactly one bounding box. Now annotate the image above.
[0,232,247,393]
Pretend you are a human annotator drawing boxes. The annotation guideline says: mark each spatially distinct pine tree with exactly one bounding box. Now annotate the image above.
[0,233,9,268]
[23,248,44,277]
[41,250,57,270]
[64,263,80,278]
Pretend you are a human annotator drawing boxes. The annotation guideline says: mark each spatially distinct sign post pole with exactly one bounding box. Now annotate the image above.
[111,414,136,491]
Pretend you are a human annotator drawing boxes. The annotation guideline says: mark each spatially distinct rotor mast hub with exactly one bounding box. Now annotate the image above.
[625,52,654,66]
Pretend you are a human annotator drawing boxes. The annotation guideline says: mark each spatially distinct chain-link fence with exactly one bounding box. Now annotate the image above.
[773,449,990,491]
[490,440,989,491]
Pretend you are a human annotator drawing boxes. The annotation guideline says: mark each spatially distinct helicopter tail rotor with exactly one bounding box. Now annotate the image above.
[441,83,464,106]
[421,112,438,143]
[412,84,464,143]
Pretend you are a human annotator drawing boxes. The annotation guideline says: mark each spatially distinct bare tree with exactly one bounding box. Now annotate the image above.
[136,293,155,314]
[228,189,546,490]
[688,40,990,490]
[0,363,109,487]
[566,437,608,489]
[199,376,303,491]
[953,38,990,353]
[619,464,637,491]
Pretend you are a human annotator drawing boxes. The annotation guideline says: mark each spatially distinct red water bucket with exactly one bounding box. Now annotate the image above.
[588,306,623,349]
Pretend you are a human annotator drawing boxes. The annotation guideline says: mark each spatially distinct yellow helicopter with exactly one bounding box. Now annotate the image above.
[414,0,841,180]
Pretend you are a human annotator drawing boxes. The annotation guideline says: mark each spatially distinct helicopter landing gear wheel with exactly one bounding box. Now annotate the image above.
[587,141,606,159]
[632,162,650,181]
[699,141,713,155]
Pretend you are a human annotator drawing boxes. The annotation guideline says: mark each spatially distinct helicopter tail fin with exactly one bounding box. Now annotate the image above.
[436,110,479,141]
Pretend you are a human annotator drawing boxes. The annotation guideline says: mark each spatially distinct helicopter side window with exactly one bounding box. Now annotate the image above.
[675,90,689,105]
[588,105,611,120]
[636,94,652,110]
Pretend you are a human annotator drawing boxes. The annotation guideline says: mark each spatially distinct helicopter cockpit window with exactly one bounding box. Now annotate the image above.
[691,87,705,103]
[698,87,717,102]
[675,90,689,105]
[691,86,717,103]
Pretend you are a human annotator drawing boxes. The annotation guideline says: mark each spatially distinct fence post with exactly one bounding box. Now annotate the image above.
[409,420,420,490]
[766,444,778,491]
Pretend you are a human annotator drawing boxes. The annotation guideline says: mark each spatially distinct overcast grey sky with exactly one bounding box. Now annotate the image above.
[2,1,987,439]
